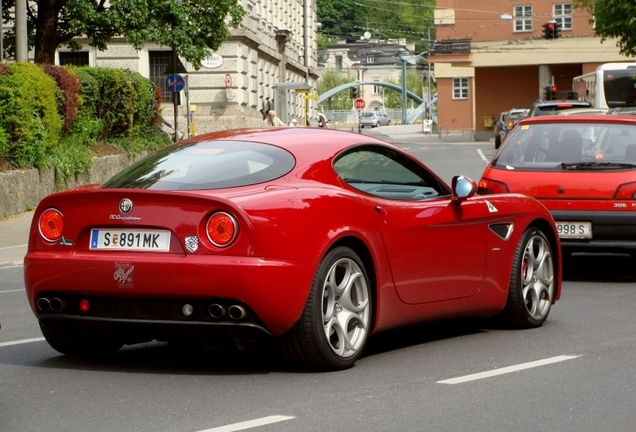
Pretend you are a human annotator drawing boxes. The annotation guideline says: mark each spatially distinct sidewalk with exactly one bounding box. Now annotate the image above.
[0,211,33,268]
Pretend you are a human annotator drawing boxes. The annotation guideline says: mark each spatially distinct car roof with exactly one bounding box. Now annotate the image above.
[170,127,395,160]
[517,113,636,126]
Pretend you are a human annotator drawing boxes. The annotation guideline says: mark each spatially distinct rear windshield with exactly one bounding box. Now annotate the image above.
[491,122,636,171]
[103,140,295,190]
[361,112,375,117]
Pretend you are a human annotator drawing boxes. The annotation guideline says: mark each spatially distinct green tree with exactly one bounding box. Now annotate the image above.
[575,0,636,57]
[317,69,357,110]
[1,0,244,67]
[383,70,424,109]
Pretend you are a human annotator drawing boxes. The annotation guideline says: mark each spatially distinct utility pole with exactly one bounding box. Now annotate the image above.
[15,0,28,61]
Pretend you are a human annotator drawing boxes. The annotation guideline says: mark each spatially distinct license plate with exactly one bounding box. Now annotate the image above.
[556,222,592,239]
[90,229,171,251]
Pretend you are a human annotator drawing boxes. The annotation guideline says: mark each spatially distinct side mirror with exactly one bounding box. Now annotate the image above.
[452,175,477,201]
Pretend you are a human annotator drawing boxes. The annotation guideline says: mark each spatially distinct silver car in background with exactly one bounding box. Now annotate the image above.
[359,111,391,128]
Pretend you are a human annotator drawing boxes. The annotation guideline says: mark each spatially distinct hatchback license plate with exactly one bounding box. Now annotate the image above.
[556,222,592,239]
[90,229,171,251]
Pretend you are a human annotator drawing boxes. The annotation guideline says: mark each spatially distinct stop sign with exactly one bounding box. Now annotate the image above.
[354,98,365,110]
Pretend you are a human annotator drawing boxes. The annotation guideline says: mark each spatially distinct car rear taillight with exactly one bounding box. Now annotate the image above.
[615,182,636,200]
[206,212,238,247]
[478,178,509,195]
[39,208,64,242]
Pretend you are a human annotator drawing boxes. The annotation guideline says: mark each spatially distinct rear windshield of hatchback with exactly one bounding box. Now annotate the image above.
[491,122,636,171]
[103,140,296,190]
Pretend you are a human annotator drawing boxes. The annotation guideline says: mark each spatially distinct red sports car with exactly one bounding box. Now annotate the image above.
[25,128,561,370]
[479,115,636,256]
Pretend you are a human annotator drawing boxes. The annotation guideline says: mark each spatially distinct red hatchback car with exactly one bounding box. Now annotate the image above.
[479,115,636,256]
[25,128,561,370]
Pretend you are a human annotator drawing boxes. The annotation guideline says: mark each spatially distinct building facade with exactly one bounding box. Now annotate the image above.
[55,0,320,135]
[430,0,633,140]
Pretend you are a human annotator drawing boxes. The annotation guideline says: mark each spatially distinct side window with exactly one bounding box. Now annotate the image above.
[333,145,450,200]
[453,78,469,99]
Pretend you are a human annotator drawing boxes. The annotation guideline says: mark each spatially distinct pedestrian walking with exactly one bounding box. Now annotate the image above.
[263,110,286,126]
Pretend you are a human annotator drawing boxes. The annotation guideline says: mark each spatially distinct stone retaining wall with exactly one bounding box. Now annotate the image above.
[0,153,145,218]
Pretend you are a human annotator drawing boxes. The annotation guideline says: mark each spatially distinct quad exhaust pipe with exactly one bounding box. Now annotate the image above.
[208,303,248,320]
[37,297,65,312]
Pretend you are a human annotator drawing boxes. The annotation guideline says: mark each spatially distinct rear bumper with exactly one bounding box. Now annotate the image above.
[25,252,317,335]
[551,210,636,252]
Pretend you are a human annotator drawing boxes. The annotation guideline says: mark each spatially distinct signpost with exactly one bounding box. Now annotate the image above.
[354,98,365,133]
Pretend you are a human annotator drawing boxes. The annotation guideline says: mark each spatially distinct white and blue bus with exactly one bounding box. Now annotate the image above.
[572,63,636,109]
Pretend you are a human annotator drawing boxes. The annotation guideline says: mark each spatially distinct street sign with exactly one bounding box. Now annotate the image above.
[225,74,232,89]
[354,98,365,110]
[166,74,185,93]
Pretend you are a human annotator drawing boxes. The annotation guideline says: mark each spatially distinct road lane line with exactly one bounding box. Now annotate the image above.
[0,289,24,293]
[437,355,581,384]
[0,245,27,250]
[477,148,489,162]
[198,415,295,432]
[0,337,45,348]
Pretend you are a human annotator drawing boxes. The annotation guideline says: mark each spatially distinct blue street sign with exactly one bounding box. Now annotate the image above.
[166,74,185,93]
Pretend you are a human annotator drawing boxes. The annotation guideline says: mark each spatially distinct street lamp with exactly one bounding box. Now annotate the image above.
[398,49,409,125]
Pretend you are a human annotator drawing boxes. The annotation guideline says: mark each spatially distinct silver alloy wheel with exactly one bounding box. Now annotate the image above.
[321,257,371,358]
[521,234,554,320]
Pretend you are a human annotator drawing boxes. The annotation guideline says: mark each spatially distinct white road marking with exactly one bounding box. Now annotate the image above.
[198,415,295,432]
[0,245,27,250]
[0,337,45,348]
[0,289,24,293]
[477,148,489,162]
[437,355,581,384]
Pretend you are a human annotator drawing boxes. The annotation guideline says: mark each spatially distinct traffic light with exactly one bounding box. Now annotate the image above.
[543,85,557,100]
[350,87,357,99]
[542,22,557,39]
[553,22,561,39]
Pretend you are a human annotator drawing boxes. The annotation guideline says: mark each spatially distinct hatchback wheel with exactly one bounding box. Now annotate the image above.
[280,247,372,370]
[499,227,555,328]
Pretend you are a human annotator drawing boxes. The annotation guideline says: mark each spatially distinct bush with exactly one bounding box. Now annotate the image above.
[82,67,137,139]
[0,63,62,167]
[40,65,81,134]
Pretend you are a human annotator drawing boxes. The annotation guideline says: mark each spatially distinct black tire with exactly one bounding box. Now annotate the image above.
[499,227,555,329]
[279,247,372,370]
[39,321,123,356]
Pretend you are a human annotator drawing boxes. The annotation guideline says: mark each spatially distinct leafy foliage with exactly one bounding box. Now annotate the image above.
[317,70,357,110]
[318,0,435,50]
[575,0,636,58]
[1,0,244,66]
[383,70,424,109]
[40,65,82,134]
[0,63,62,167]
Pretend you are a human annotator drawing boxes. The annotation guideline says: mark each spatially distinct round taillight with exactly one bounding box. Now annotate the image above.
[206,212,238,247]
[39,208,64,242]
[79,299,90,313]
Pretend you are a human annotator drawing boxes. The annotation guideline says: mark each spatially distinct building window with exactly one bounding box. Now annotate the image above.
[514,5,533,32]
[335,55,343,70]
[453,78,468,99]
[554,3,572,31]
[58,51,88,66]
[372,76,381,94]
[149,51,173,103]
[367,55,375,64]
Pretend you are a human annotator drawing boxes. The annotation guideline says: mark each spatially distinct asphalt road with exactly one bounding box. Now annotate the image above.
[2,127,636,432]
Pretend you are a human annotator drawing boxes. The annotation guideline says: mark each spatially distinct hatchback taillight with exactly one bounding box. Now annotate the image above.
[478,178,509,195]
[615,182,636,200]
[39,208,64,242]
[206,212,238,247]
